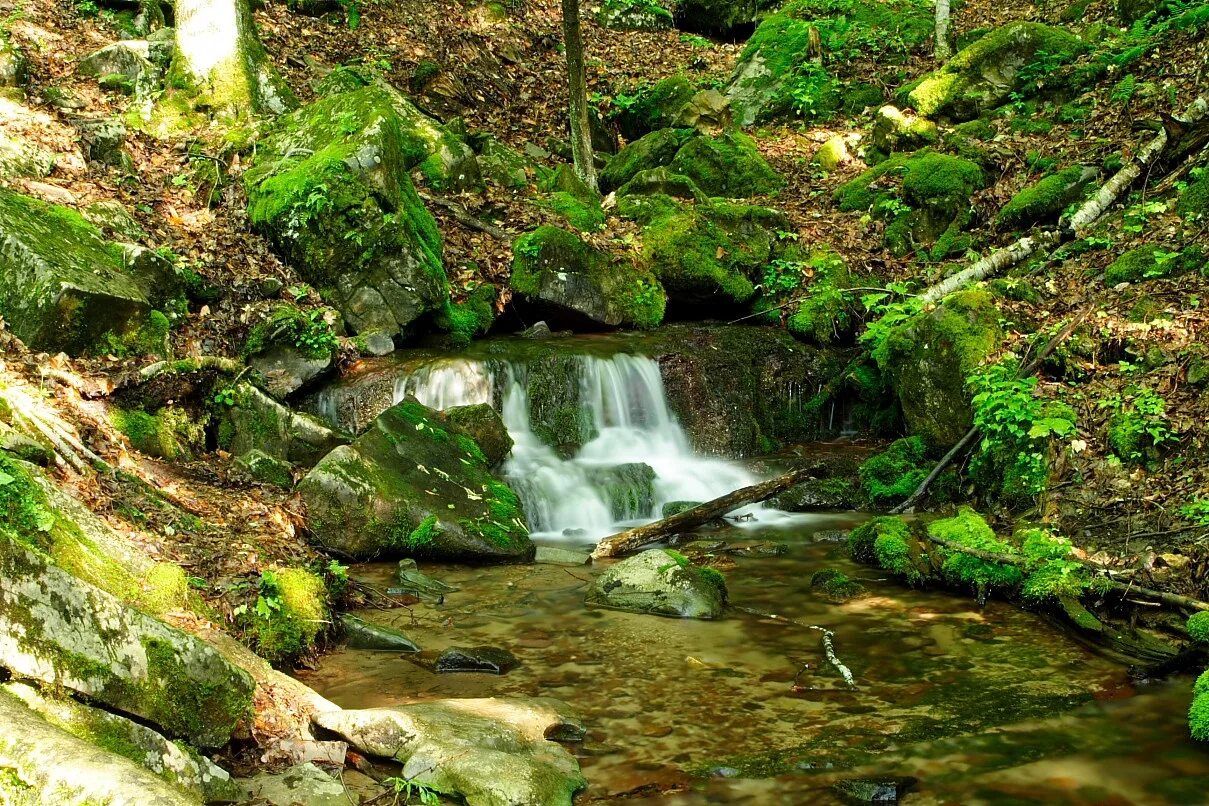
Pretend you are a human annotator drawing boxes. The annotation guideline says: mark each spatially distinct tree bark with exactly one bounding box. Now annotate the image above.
[170,0,294,117]
[560,0,599,191]
[933,0,951,62]
[591,467,817,559]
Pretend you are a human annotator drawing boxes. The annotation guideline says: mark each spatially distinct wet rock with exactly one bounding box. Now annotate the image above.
[436,646,520,674]
[315,697,587,806]
[358,330,396,356]
[0,688,195,805]
[0,532,254,747]
[440,402,513,466]
[907,23,1086,121]
[833,776,918,804]
[219,382,347,469]
[394,558,460,602]
[534,546,591,566]
[586,462,657,521]
[511,225,666,330]
[0,187,155,354]
[662,500,701,518]
[4,682,240,802]
[250,344,336,400]
[770,476,859,511]
[586,549,726,619]
[810,569,867,603]
[240,762,349,806]
[520,320,554,339]
[341,614,421,652]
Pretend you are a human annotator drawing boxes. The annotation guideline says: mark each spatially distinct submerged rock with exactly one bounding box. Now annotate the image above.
[534,546,591,566]
[341,614,421,652]
[394,558,460,602]
[240,762,349,806]
[0,688,195,806]
[833,776,918,804]
[315,697,587,806]
[436,645,520,674]
[298,399,533,561]
[4,682,239,802]
[586,549,726,619]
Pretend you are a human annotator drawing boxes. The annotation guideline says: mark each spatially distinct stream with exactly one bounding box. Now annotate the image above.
[299,329,1209,804]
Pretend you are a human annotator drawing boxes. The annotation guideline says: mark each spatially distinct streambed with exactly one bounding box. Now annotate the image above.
[301,515,1209,804]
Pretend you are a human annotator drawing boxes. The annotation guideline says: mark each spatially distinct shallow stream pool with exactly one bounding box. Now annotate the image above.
[300,515,1209,804]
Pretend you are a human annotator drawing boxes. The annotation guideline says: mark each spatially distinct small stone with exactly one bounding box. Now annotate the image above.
[257,276,284,298]
[76,117,130,167]
[816,136,853,171]
[357,329,395,356]
[833,776,918,804]
[436,646,520,674]
[585,549,725,619]
[341,614,420,652]
[534,546,591,566]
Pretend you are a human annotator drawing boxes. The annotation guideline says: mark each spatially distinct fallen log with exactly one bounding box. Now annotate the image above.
[591,467,817,559]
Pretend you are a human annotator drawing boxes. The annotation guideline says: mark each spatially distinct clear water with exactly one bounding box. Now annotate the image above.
[388,354,765,541]
[300,516,1209,805]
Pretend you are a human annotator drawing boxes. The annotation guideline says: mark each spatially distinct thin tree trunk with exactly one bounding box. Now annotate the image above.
[933,0,951,62]
[560,0,598,191]
[591,467,817,559]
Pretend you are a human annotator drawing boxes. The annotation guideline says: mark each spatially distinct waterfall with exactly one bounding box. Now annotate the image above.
[392,354,764,542]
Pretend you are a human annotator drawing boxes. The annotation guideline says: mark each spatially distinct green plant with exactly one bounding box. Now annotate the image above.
[1099,385,1176,465]
[1180,498,1209,526]
[213,388,237,407]
[1188,612,1209,643]
[383,776,441,805]
[1122,200,1166,235]
[679,33,712,48]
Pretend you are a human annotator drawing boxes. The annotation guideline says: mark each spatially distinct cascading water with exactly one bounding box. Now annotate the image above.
[392,354,764,541]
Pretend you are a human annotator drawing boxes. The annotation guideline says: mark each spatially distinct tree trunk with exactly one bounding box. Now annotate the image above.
[171,0,295,118]
[560,0,598,191]
[933,0,951,62]
[591,467,817,559]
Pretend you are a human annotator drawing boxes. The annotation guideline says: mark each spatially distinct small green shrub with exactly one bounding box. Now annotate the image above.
[858,436,929,507]
[244,305,338,359]
[1188,612,1209,644]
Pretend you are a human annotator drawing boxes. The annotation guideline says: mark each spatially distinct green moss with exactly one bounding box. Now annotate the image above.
[1104,245,1179,285]
[848,515,911,564]
[1019,528,1090,601]
[402,514,440,550]
[996,166,1090,229]
[874,530,920,583]
[112,406,203,460]
[1177,174,1209,218]
[667,132,783,198]
[242,303,338,359]
[600,128,694,193]
[139,636,254,744]
[543,191,605,231]
[1196,669,1209,697]
[931,507,1023,592]
[858,436,929,507]
[901,152,984,204]
[435,285,495,346]
[616,76,697,138]
[250,567,328,666]
[809,568,866,602]
[1187,612,1209,643]
[1191,691,1209,741]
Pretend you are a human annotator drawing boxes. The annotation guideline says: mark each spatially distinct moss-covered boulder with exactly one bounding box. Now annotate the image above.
[248,567,328,666]
[0,531,254,747]
[112,405,206,461]
[600,127,695,193]
[598,0,674,30]
[245,86,449,338]
[858,436,929,507]
[643,200,786,308]
[315,697,586,806]
[996,165,1098,229]
[585,462,657,521]
[4,682,239,803]
[617,167,708,203]
[869,105,938,162]
[1103,244,1203,285]
[439,403,513,467]
[1177,174,1209,219]
[474,135,533,190]
[872,289,1002,447]
[316,66,481,192]
[537,164,605,231]
[667,131,782,197]
[617,76,697,139]
[0,688,198,806]
[725,0,931,126]
[298,399,533,561]
[586,548,726,618]
[835,150,984,257]
[243,304,340,398]
[907,23,1086,121]
[0,188,165,355]
[218,382,346,470]
[511,226,666,329]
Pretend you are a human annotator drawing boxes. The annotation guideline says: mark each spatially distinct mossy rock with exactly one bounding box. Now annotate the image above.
[1177,174,1209,219]
[997,165,1097,229]
[809,568,867,602]
[245,86,449,338]
[0,188,163,355]
[725,0,931,125]
[250,567,328,666]
[1104,244,1202,285]
[440,403,513,466]
[298,399,533,562]
[511,226,665,329]
[585,462,656,521]
[617,167,708,203]
[112,405,205,461]
[616,76,698,140]
[869,105,938,162]
[873,289,1002,447]
[858,436,930,508]
[600,127,695,193]
[642,201,786,308]
[475,135,533,190]
[906,23,1087,121]
[585,548,725,619]
[218,382,346,468]
[667,131,783,198]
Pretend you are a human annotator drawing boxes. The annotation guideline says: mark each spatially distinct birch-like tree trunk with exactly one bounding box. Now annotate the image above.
[934,0,951,62]
[560,0,599,191]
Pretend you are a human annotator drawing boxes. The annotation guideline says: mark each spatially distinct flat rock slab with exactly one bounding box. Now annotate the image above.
[533,546,591,566]
[436,646,520,674]
[341,614,420,652]
[834,776,918,804]
[315,697,586,806]
[239,762,348,806]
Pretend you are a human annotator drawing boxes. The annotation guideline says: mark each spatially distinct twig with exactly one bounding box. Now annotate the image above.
[419,192,514,244]
[731,604,856,688]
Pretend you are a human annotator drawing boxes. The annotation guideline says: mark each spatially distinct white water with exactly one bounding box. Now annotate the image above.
[391,354,771,541]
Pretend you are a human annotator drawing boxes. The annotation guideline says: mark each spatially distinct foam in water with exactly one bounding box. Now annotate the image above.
[393,354,772,542]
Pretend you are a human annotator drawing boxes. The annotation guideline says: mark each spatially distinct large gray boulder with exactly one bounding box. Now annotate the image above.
[0,534,254,747]
[315,697,586,806]
[219,382,346,468]
[586,549,726,619]
[298,399,533,561]
[245,86,450,339]
[0,688,194,806]
[0,188,163,355]
[4,682,239,802]
[78,41,159,95]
